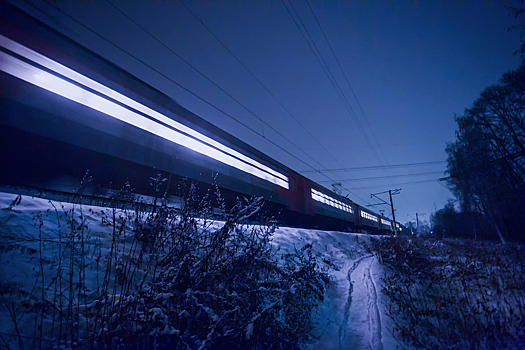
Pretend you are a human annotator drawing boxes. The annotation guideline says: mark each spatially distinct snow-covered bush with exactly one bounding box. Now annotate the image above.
[370,236,525,349]
[0,180,329,349]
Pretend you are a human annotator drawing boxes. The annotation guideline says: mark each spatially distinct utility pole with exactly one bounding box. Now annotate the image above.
[370,189,401,235]
[389,190,399,235]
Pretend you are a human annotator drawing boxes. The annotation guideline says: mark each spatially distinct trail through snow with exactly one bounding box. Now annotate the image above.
[333,254,389,350]
[364,256,383,350]
[338,254,374,349]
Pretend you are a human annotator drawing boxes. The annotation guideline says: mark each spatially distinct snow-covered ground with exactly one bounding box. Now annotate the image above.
[270,228,399,350]
[0,192,400,349]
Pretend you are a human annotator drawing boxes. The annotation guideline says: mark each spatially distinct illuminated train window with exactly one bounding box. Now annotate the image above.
[360,211,378,222]
[381,218,391,226]
[0,34,289,189]
[311,188,353,213]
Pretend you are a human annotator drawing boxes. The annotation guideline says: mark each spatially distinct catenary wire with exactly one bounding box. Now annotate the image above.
[281,0,389,200]
[305,0,391,169]
[105,1,341,176]
[177,0,346,173]
[299,1,425,214]
[317,170,445,183]
[36,1,372,204]
[105,0,371,203]
[282,0,384,169]
[301,160,447,173]
[347,178,443,190]
[39,0,318,173]
[176,0,370,202]
[280,0,373,199]
[302,0,418,210]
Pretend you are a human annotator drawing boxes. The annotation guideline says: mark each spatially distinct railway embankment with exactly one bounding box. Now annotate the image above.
[0,191,398,350]
[2,190,522,349]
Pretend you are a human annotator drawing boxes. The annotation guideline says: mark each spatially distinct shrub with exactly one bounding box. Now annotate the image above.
[0,179,329,349]
[370,236,525,349]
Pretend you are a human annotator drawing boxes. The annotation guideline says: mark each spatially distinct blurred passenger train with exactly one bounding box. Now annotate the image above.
[0,2,399,233]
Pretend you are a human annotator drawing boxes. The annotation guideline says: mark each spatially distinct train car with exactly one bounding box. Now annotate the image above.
[0,2,395,233]
[380,217,393,233]
[358,207,381,233]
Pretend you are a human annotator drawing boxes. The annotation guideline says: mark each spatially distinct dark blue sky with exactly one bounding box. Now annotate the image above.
[13,0,522,223]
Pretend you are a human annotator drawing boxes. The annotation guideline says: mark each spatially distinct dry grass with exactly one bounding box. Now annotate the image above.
[0,180,330,349]
[370,236,525,349]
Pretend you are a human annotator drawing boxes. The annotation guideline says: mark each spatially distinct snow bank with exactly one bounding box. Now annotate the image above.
[0,192,398,349]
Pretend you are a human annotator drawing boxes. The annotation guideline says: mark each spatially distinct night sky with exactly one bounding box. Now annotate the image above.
[11,0,522,225]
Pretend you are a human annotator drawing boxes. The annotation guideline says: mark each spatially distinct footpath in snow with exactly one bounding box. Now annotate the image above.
[0,192,399,349]
[271,229,399,350]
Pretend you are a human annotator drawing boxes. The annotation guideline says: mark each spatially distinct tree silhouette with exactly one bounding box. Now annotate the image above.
[446,64,525,243]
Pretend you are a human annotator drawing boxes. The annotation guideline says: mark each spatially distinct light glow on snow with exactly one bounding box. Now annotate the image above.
[0,34,289,189]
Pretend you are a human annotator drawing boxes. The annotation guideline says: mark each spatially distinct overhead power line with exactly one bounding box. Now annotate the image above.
[177,0,368,201]
[283,0,385,168]
[304,0,389,168]
[346,178,442,190]
[281,0,393,202]
[177,0,341,168]
[302,1,420,209]
[39,1,316,171]
[37,0,372,204]
[300,160,447,173]
[105,0,372,204]
[22,0,83,42]
[104,0,368,203]
[317,170,445,183]
[304,0,422,210]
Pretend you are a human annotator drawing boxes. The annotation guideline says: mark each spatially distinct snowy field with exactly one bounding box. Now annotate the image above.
[0,192,400,349]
